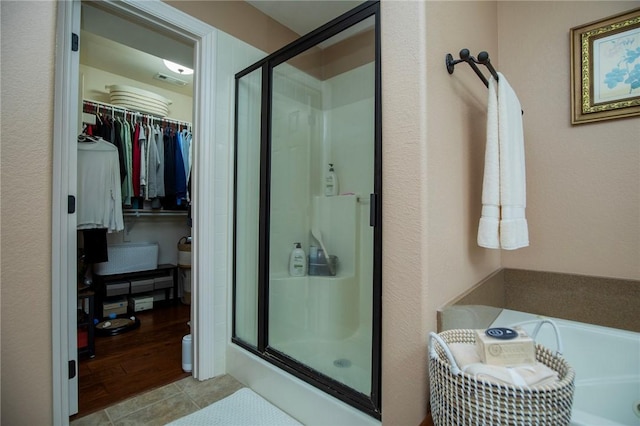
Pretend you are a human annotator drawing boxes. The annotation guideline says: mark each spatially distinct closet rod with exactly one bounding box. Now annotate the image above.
[82,99,191,129]
[445,49,498,88]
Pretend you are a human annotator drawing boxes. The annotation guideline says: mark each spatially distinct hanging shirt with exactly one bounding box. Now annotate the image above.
[77,136,124,232]
[139,126,147,199]
[146,125,161,199]
[175,130,187,206]
[121,119,133,207]
[180,129,192,201]
[163,126,177,210]
[112,118,126,183]
[154,125,165,198]
[132,123,141,198]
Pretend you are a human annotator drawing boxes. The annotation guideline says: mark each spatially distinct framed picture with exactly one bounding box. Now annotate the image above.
[570,8,640,124]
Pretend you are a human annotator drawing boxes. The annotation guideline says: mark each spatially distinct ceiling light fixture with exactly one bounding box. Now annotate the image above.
[163,59,193,75]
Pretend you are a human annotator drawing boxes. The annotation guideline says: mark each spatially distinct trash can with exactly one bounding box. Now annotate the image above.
[182,334,192,372]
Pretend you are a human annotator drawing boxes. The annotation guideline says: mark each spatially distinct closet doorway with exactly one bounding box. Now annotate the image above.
[49,0,226,419]
[76,2,194,417]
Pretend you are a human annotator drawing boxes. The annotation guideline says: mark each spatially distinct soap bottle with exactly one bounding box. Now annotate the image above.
[289,242,307,276]
[324,163,339,196]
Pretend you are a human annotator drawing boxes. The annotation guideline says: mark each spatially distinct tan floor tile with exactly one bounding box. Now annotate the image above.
[180,374,244,408]
[172,376,198,391]
[112,393,199,426]
[70,410,112,426]
[105,383,182,421]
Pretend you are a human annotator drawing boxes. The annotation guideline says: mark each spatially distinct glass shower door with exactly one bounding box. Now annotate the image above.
[233,2,381,417]
[268,16,376,396]
[234,66,262,348]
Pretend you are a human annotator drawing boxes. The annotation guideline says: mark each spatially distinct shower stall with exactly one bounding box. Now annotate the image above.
[233,2,381,418]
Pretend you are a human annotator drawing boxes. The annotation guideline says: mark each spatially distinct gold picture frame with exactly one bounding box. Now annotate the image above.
[570,8,640,124]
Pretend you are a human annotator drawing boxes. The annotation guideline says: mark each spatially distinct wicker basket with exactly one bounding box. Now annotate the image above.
[428,321,575,426]
[177,236,191,269]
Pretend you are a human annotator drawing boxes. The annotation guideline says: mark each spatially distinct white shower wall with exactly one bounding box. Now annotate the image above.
[323,63,376,200]
[268,62,375,345]
[269,66,322,276]
[269,62,374,275]
[324,63,375,333]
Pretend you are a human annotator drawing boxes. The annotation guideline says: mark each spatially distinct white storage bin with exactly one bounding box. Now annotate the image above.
[94,243,158,275]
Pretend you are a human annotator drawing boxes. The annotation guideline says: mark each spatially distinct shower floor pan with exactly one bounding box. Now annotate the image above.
[271,331,372,394]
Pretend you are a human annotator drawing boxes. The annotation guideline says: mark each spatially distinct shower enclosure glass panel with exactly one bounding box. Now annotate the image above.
[268,16,376,395]
[234,67,263,348]
[233,2,381,417]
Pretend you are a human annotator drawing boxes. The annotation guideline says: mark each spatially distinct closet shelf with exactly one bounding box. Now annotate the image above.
[123,209,188,218]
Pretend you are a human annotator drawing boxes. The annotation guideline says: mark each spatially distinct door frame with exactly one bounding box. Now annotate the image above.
[52,1,218,422]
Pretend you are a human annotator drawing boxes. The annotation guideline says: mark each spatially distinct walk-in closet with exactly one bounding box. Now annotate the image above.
[74,2,195,417]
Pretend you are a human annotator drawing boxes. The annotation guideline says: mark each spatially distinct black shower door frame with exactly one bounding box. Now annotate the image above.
[232,1,382,418]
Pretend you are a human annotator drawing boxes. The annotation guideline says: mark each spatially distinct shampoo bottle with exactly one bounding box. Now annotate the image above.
[289,242,307,276]
[324,163,339,196]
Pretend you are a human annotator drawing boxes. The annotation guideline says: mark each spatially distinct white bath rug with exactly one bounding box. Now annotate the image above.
[166,388,303,425]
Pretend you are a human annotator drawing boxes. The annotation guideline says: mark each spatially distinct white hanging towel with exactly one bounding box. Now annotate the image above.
[478,72,529,250]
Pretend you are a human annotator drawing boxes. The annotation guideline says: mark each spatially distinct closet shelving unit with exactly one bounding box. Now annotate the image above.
[123,209,187,217]
[82,99,191,129]
[83,99,192,219]
[81,98,191,317]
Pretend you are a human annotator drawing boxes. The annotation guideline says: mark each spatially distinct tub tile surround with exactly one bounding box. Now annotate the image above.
[439,268,639,332]
[71,375,244,426]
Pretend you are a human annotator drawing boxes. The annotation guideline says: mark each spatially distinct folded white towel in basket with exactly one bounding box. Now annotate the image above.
[448,343,558,387]
[464,361,558,387]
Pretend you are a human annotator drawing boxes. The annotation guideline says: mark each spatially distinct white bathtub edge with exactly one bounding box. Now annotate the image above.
[571,408,627,426]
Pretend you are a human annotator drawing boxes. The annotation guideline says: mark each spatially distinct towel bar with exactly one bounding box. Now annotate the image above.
[446,49,523,115]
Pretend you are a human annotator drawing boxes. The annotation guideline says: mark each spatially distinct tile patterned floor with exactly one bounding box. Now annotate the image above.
[71,374,244,426]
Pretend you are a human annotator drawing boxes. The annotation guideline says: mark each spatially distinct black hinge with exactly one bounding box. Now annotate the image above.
[69,360,76,379]
[369,193,377,227]
[68,195,75,214]
[71,33,79,52]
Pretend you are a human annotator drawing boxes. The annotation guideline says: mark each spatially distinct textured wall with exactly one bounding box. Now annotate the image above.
[381,1,502,422]
[2,1,637,424]
[1,1,56,424]
[380,1,429,422]
[498,2,640,280]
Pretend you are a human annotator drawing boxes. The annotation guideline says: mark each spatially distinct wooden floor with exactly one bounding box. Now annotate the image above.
[72,302,192,419]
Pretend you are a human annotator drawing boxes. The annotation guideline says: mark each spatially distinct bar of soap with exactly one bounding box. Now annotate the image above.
[475,327,536,366]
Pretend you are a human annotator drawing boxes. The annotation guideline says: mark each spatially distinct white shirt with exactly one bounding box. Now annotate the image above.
[77,137,124,232]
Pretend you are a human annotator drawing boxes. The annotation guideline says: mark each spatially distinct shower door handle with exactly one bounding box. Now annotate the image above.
[369,193,377,227]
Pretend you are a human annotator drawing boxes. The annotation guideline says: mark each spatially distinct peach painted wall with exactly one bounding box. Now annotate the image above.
[1,1,638,424]
[381,1,502,422]
[498,2,639,280]
[382,2,638,422]
[1,2,56,424]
